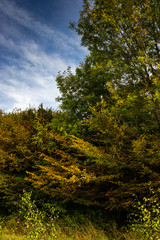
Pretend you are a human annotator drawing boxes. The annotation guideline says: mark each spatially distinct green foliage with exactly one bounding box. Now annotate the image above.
[63,0,160,213]
[86,100,160,212]
[129,186,160,239]
[56,57,111,121]
[17,190,58,239]
[73,0,160,130]
[49,111,81,137]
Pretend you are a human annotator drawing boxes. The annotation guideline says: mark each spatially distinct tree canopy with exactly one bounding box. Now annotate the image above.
[72,0,160,130]
[56,56,112,121]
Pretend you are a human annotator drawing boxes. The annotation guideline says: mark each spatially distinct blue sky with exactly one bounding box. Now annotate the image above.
[0,0,88,112]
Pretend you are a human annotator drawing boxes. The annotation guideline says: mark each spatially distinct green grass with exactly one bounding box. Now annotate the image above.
[0,218,155,240]
[0,220,128,240]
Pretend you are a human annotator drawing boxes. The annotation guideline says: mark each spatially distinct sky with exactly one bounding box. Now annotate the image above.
[0,0,88,113]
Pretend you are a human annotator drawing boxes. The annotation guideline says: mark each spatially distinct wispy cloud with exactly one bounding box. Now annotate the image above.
[0,0,87,55]
[0,39,77,112]
[0,0,88,112]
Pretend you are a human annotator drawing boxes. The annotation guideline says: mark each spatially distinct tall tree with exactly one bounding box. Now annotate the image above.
[72,0,160,131]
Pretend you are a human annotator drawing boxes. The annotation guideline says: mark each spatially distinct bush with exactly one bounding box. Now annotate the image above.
[129,186,160,240]
[17,190,59,239]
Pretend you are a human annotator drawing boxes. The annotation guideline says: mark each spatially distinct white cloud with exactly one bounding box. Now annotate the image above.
[0,0,88,112]
[0,39,78,112]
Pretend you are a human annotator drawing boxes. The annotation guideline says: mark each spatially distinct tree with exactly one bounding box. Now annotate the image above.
[56,56,112,121]
[53,0,160,218]
[26,103,160,220]
[0,106,54,209]
[87,101,160,212]
[0,110,33,208]
[72,0,160,132]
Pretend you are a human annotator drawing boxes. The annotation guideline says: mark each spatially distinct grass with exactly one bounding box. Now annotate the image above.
[0,217,155,240]
[1,189,159,240]
[0,219,131,240]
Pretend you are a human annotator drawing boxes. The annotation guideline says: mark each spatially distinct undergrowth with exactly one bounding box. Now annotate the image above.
[0,188,160,240]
